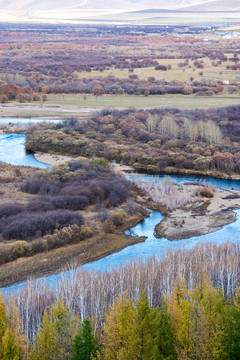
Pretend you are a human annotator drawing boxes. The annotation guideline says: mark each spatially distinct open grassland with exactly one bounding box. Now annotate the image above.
[78,56,240,82]
[40,93,240,110]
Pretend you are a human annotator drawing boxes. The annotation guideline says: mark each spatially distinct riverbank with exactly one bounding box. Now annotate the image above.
[155,185,240,240]
[0,231,146,288]
[0,102,94,118]
[134,165,240,181]
[34,152,75,166]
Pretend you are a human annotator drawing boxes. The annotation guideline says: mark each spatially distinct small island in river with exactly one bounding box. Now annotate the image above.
[154,184,240,241]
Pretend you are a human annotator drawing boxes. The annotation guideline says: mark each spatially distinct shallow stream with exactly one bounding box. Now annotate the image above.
[1,132,240,292]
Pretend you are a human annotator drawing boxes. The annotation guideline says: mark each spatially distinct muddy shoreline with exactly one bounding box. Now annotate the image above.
[155,186,240,240]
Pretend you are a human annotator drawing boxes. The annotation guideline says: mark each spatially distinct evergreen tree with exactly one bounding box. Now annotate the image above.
[70,319,99,360]
[0,295,23,360]
[2,329,20,360]
[31,299,78,360]
[135,292,176,360]
[153,302,176,360]
[102,292,140,360]
[135,292,155,360]
[223,288,240,360]
[0,294,8,359]
[191,278,226,360]
[8,296,28,359]
[0,293,7,341]
[168,277,226,360]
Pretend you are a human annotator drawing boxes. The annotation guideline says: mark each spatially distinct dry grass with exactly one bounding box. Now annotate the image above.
[0,231,146,287]
[76,56,240,82]
[0,163,37,205]
[41,93,240,110]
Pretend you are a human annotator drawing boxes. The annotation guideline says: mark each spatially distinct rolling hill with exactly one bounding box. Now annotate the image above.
[1,0,239,12]
[179,0,240,11]
[0,0,239,23]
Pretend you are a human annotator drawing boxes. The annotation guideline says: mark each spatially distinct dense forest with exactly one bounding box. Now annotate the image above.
[1,240,240,359]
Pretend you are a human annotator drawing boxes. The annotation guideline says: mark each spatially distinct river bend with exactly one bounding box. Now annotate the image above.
[0,131,240,293]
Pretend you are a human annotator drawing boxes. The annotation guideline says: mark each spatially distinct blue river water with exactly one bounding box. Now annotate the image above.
[0,117,64,124]
[0,118,66,168]
[1,132,240,292]
[0,133,50,168]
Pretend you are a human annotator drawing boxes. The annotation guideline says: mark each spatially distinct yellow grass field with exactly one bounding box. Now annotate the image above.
[77,56,240,82]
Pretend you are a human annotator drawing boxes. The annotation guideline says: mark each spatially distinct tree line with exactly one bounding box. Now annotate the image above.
[0,241,237,348]
[26,106,240,176]
[1,271,240,359]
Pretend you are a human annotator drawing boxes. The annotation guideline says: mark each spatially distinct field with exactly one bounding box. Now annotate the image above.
[0,25,238,116]
[40,93,240,110]
[78,56,240,82]
[1,93,238,119]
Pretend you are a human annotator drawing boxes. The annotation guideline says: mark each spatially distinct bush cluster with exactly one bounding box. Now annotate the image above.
[0,159,130,242]
[0,224,93,265]
[21,160,130,209]
[26,106,240,176]
[2,210,84,240]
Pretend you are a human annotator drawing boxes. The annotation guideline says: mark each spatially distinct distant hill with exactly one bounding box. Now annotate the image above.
[1,0,239,12]
[178,0,240,11]
[0,0,239,23]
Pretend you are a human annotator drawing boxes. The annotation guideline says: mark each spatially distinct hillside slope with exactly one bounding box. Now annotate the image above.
[1,0,238,12]
[179,0,240,11]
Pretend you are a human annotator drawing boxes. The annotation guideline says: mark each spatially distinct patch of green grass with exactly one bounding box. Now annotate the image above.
[43,93,240,110]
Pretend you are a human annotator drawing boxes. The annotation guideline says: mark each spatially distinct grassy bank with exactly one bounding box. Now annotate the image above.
[0,226,147,289]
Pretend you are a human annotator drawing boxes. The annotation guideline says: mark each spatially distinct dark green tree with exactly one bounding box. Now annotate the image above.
[136,292,176,360]
[70,319,99,360]
[223,289,240,360]
[153,302,176,360]
[135,292,156,360]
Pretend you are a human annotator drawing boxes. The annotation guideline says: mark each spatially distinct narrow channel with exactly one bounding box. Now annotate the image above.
[1,131,240,293]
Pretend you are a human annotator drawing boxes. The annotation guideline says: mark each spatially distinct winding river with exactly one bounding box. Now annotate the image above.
[0,118,63,168]
[1,128,240,293]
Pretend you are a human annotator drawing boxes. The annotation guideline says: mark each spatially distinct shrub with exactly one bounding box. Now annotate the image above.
[2,210,84,240]
[92,158,109,167]
[97,208,110,223]
[51,196,89,211]
[26,200,55,212]
[102,219,115,233]
[30,238,47,254]
[60,185,92,199]
[112,210,127,227]
[21,178,61,196]
[12,241,29,257]
[199,187,214,198]
[0,203,23,218]
[155,64,167,71]
[69,160,90,172]
[79,225,94,240]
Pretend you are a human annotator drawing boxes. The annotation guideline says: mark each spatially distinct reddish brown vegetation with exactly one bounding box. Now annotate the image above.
[26,106,240,176]
[0,25,238,101]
